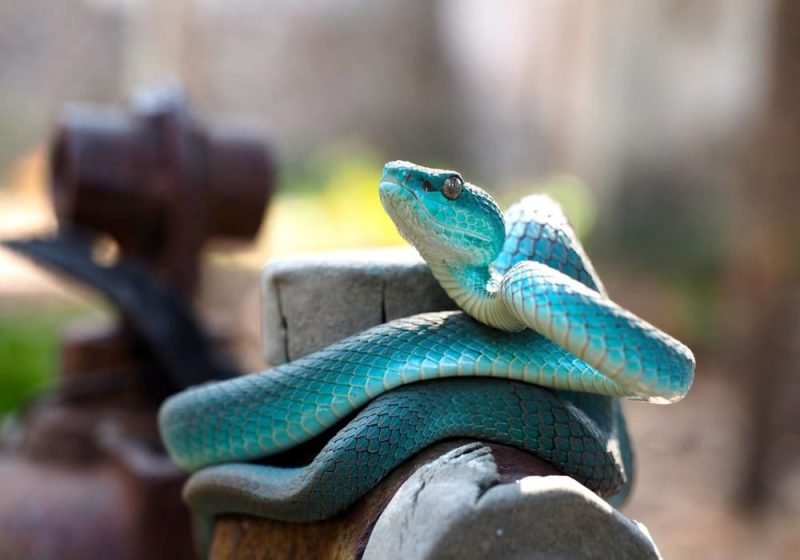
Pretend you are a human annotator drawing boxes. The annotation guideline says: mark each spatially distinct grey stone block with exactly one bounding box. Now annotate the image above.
[259,249,661,559]
[260,248,457,366]
[363,443,662,560]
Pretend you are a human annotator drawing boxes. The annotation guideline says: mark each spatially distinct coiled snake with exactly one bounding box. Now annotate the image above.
[159,161,694,545]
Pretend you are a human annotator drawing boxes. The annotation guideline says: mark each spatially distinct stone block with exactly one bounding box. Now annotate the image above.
[260,248,456,365]
[255,249,661,560]
[363,443,661,560]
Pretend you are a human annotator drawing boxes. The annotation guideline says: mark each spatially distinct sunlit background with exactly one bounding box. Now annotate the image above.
[1,1,798,558]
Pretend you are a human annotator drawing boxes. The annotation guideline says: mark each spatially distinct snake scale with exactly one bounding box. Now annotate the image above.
[159,161,694,541]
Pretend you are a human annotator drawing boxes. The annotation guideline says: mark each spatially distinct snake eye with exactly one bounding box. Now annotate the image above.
[442,175,463,200]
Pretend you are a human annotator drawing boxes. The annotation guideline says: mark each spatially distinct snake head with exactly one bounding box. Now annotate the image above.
[379,161,505,266]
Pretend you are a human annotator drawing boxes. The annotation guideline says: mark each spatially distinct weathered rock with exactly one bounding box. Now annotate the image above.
[364,443,662,560]
[209,441,562,560]
[260,248,456,365]
[216,249,663,560]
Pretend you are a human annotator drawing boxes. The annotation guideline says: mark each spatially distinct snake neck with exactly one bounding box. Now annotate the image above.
[427,259,524,332]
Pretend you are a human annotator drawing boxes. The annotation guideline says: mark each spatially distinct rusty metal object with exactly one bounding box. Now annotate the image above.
[0,85,275,560]
[0,418,193,560]
[209,440,560,560]
[50,86,274,295]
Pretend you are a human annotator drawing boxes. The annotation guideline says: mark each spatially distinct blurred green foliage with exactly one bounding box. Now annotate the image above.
[0,316,56,414]
[0,304,94,415]
[265,146,406,256]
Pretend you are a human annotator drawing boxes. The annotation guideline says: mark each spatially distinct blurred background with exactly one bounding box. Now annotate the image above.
[0,1,798,558]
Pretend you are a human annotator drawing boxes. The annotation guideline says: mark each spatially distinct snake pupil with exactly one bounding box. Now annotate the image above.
[442,176,463,200]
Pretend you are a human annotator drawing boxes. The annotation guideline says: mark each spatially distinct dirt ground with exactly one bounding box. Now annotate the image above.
[624,371,800,560]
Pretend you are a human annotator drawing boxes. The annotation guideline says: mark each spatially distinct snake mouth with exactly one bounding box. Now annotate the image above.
[379,180,492,244]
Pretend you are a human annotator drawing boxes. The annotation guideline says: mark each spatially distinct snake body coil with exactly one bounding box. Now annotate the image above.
[160,161,694,535]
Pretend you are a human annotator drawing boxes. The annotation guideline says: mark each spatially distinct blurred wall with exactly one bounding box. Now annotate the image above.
[0,0,774,191]
[0,0,124,171]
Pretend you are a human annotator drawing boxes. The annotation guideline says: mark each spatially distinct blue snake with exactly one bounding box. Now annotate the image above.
[159,161,694,539]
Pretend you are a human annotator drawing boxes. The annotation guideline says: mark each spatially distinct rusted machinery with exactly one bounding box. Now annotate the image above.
[0,86,275,560]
